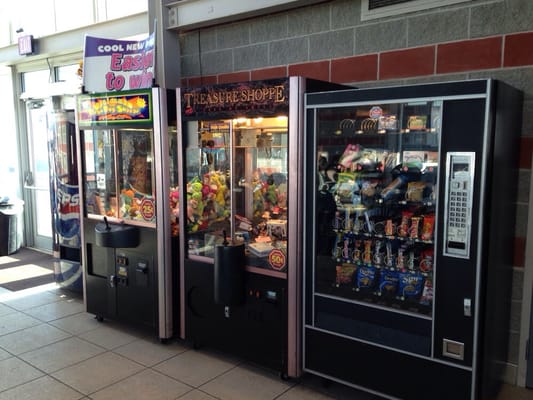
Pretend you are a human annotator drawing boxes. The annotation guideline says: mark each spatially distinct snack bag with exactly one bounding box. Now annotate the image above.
[419,277,433,306]
[398,210,413,237]
[338,144,361,170]
[354,265,377,291]
[377,270,399,297]
[421,214,435,241]
[398,272,425,301]
[336,264,357,287]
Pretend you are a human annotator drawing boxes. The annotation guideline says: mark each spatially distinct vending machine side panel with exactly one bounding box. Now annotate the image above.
[434,98,487,368]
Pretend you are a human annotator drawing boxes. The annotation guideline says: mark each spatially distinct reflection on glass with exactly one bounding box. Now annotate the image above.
[82,129,116,217]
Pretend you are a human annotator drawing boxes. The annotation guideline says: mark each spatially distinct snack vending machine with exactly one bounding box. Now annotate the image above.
[48,109,82,291]
[177,77,342,377]
[303,80,522,399]
[76,88,177,339]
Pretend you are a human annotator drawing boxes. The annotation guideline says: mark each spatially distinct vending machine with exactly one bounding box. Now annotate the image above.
[76,88,177,339]
[177,77,344,377]
[303,79,522,399]
[48,109,82,291]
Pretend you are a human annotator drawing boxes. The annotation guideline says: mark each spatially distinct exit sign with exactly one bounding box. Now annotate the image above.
[18,35,34,56]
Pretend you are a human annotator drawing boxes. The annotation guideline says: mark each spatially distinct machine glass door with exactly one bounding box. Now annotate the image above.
[117,128,155,225]
[183,120,231,258]
[311,100,442,348]
[81,129,117,219]
[232,117,288,270]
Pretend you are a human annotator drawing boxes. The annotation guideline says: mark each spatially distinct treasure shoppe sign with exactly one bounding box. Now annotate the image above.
[181,79,290,119]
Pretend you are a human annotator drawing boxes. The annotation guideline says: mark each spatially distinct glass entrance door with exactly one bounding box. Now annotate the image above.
[23,99,53,251]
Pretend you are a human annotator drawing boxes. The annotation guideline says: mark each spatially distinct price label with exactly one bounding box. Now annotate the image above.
[268,248,286,271]
[140,198,155,221]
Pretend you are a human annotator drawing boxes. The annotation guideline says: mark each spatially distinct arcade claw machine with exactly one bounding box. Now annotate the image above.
[303,79,522,399]
[76,88,177,339]
[177,77,344,377]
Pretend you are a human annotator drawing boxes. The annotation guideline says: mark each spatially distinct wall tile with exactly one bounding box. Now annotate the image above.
[330,0,361,29]
[504,32,533,67]
[200,50,233,75]
[187,75,217,87]
[515,204,528,237]
[179,29,217,55]
[309,29,354,61]
[331,54,377,83]
[408,9,468,47]
[287,3,331,36]
[179,32,200,55]
[519,136,533,169]
[514,236,525,268]
[523,100,533,135]
[510,299,522,331]
[511,267,524,302]
[251,67,287,81]
[288,60,330,82]
[250,14,288,43]
[471,0,533,38]
[180,54,200,77]
[234,44,269,72]
[436,37,502,74]
[379,46,435,79]
[270,37,309,67]
[218,71,250,84]
[517,169,531,203]
[356,19,407,55]
[216,23,250,49]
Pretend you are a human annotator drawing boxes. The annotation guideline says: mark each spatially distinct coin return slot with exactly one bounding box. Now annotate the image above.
[443,338,464,360]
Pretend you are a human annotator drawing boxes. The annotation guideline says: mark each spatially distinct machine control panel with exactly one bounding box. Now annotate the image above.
[443,152,475,258]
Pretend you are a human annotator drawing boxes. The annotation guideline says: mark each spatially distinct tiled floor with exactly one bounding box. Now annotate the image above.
[1,282,532,400]
[0,283,381,400]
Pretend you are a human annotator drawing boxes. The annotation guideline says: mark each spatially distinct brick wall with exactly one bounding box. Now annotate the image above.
[178,0,533,385]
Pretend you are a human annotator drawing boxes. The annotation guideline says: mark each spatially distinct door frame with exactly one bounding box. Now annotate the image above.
[19,98,53,252]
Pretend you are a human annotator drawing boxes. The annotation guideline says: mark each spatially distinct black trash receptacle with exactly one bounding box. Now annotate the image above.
[214,241,245,306]
[0,200,23,256]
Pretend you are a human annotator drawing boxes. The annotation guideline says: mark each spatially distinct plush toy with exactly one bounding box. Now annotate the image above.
[120,188,141,219]
[169,187,179,236]
[186,178,206,232]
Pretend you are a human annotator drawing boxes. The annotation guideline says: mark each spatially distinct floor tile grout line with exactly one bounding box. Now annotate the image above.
[0,360,87,399]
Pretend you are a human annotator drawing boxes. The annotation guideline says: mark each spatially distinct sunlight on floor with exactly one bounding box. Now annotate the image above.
[0,282,58,302]
[0,255,20,265]
[0,264,53,284]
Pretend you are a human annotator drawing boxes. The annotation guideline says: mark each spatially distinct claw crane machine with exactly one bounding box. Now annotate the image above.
[177,77,345,377]
[76,34,178,339]
[303,79,522,399]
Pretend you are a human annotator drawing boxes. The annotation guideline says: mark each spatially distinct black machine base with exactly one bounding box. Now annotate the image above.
[185,260,288,375]
[305,328,472,400]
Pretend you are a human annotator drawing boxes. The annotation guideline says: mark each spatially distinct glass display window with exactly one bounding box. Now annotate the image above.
[81,127,156,226]
[183,116,289,271]
[312,100,441,317]
[118,129,155,223]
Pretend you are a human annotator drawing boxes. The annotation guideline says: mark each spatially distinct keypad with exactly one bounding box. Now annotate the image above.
[448,190,468,228]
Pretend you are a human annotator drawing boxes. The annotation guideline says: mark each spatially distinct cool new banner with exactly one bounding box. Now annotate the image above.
[83,33,155,93]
